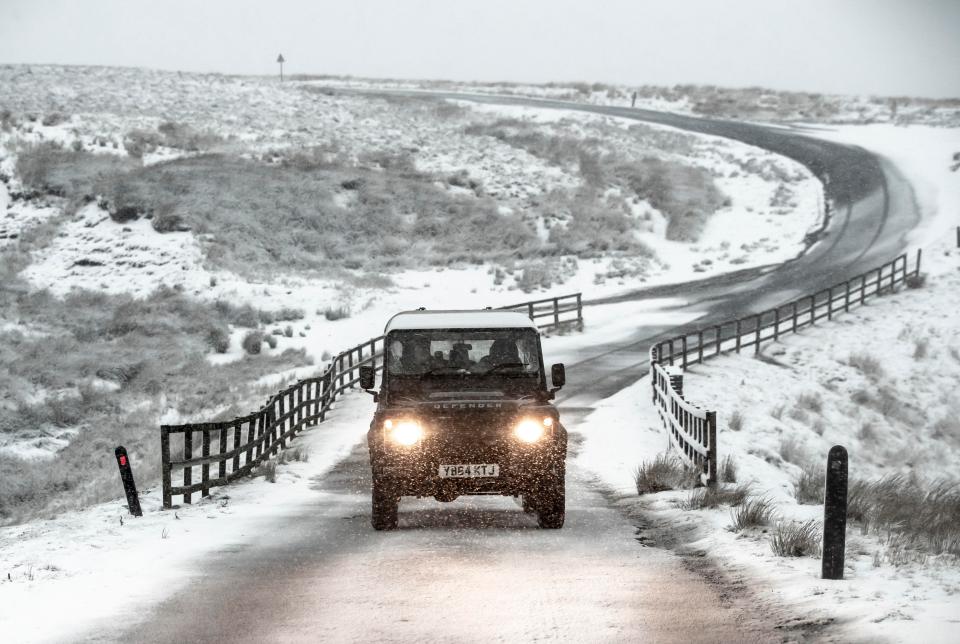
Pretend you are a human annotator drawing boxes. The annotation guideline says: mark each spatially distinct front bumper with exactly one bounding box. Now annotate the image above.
[370,430,565,497]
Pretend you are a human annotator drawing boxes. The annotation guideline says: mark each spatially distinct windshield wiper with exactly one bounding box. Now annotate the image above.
[419,366,468,380]
[482,362,529,376]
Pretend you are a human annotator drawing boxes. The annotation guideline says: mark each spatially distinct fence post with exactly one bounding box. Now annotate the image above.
[527,302,535,321]
[706,411,717,486]
[714,325,721,356]
[183,429,193,505]
[773,307,780,341]
[576,293,583,330]
[218,425,227,482]
[697,330,704,364]
[754,314,761,355]
[201,427,211,498]
[844,280,851,312]
[553,298,560,329]
[809,295,816,326]
[161,426,172,509]
[860,274,866,305]
[233,421,242,473]
[792,301,798,334]
[735,319,741,353]
[277,394,286,451]
[915,248,922,276]
[822,445,848,580]
[681,335,688,370]
[827,288,833,320]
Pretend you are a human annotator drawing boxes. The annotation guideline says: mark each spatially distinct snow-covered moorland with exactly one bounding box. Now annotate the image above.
[0,64,822,524]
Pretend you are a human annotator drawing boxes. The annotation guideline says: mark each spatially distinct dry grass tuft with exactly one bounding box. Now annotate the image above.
[730,496,777,532]
[634,453,700,494]
[770,520,822,557]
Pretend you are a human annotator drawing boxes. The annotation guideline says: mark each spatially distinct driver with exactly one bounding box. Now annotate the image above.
[479,338,520,370]
[401,337,436,372]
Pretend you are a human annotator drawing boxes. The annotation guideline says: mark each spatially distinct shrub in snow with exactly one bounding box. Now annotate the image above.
[770,520,821,557]
[151,210,187,233]
[728,409,744,432]
[206,327,230,354]
[730,496,777,532]
[242,331,263,355]
[846,475,960,556]
[720,455,738,483]
[905,272,927,289]
[264,334,278,350]
[634,453,699,494]
[284,325,293,338]
[796,391,823,414]
[794,463,825,504]
[847,351,885,380]
[913,337,929,360]
[323,306,350,321]
[260,460,277,483]
[41,112,67,126]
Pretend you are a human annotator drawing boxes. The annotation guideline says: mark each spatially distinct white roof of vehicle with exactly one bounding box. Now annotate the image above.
[385,310,537,333]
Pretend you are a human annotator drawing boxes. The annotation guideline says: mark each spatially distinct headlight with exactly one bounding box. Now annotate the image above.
[384,419,423,446]
[514,417,552,443]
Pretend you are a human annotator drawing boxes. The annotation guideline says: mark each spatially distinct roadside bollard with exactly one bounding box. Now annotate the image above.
[115,445,143,517]
[821,445,848,579]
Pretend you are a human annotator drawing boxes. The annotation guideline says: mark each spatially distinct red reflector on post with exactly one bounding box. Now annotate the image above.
[119,455,127,467]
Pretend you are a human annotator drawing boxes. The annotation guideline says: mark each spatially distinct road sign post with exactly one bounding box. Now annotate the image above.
[115,445,143,517]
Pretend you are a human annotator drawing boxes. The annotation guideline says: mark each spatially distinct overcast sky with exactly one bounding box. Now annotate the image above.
[1,0,958,98]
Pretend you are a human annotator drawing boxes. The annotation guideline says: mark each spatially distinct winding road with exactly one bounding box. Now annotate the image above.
[101,93,920,643]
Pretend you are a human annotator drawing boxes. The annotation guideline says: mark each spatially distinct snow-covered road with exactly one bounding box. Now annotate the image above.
[98,447,779,644]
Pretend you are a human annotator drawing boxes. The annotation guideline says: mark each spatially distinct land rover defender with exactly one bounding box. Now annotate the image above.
[359,309,568,530]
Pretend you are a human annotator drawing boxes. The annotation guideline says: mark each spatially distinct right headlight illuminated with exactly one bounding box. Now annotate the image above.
[514,417,551,443]
[384,419,423,446]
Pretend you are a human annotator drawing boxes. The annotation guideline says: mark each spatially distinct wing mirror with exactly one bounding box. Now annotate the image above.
[550,363,565,390]
[359,365,375,391]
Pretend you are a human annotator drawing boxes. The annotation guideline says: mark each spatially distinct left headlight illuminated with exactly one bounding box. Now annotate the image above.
[384,419,423,446]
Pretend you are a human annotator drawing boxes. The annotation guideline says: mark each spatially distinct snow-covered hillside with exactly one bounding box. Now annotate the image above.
[0,65,822,510]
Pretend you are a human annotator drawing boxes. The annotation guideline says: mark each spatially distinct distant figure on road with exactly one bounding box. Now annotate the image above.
[631,91,637,108]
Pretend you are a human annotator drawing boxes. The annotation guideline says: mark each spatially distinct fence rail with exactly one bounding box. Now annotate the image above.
[160,293,584,508]
[650,358,717,485]
[652,252,916,368]
[497,293,583,333]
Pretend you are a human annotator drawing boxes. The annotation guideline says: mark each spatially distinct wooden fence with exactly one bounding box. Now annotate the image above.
[650,359,717,485]
[652,252,916,369]
[497,293,583,333]
[160,293,584,508]
[648,250,919,482]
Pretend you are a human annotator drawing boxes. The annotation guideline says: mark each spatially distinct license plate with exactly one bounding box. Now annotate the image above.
[438,464,500,478]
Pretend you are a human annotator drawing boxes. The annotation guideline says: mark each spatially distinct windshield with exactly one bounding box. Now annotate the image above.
[386,328,542,380]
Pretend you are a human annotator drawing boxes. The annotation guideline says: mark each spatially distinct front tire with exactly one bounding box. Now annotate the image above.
[535,471,565,529]
[372,478,399,530]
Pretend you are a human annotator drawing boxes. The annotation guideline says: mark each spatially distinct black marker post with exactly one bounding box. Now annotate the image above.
[822,445,848,579]
[115,445,143,517]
